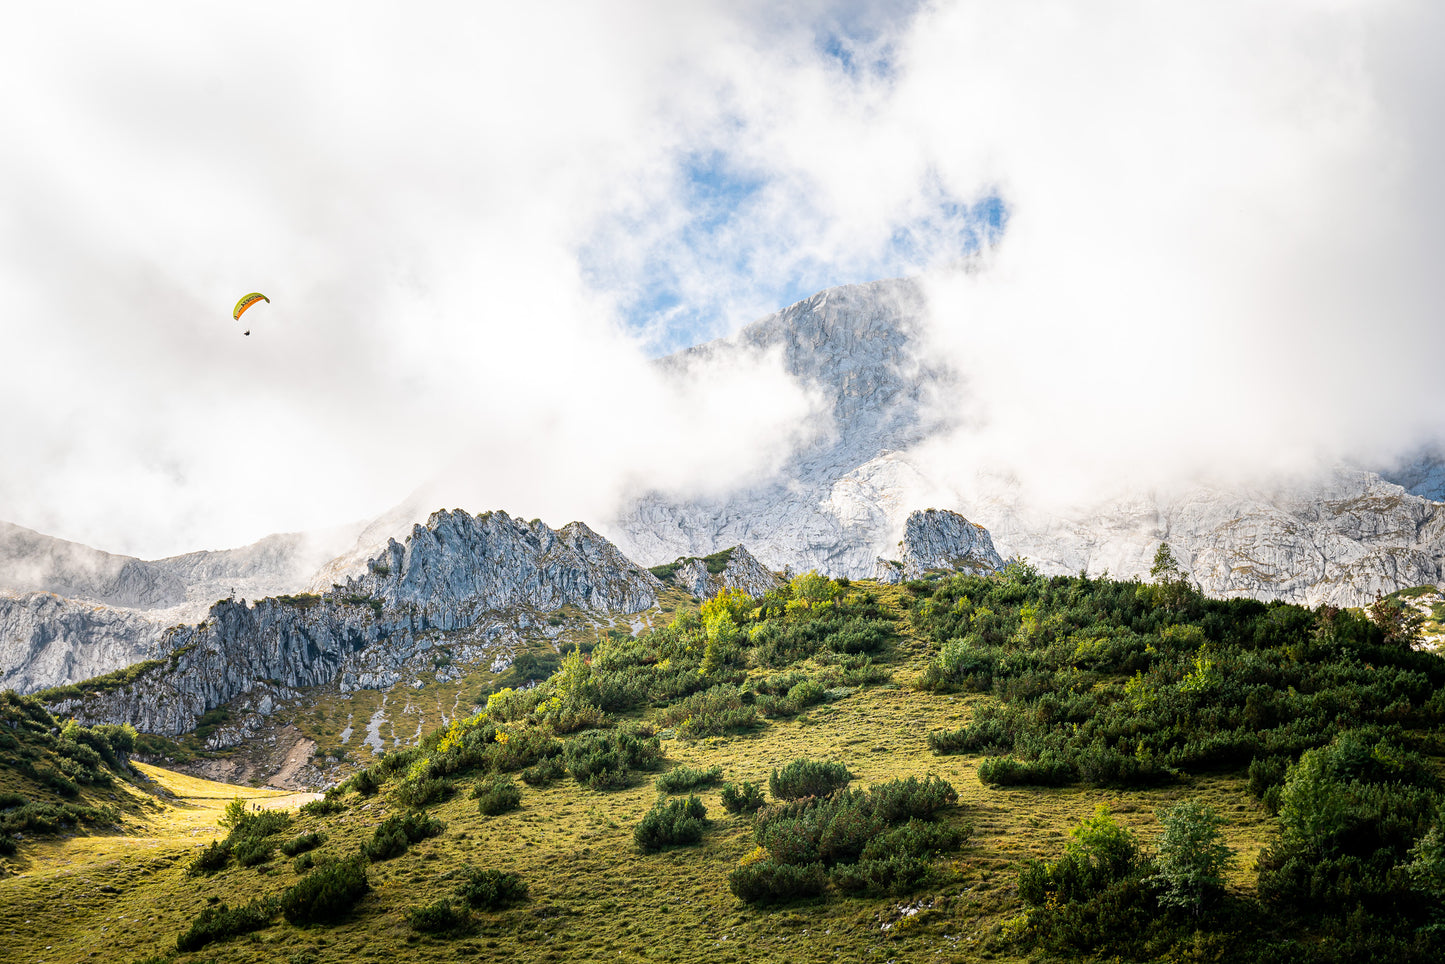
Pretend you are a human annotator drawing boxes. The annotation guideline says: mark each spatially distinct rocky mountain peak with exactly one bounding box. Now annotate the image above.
[657,545,782,600]
[40,509,661,736]
[874,508,1005,583]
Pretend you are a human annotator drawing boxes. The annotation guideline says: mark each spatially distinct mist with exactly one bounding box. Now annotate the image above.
[3,2,1442,559]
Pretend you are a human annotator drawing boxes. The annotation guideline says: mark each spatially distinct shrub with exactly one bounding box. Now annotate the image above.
[187,840,232,876]
[769,758,853,800]
[728,860,828,903]
[1149,800,1233,918]
[867,775,958,823]
[279,832,326,857]
[454,865,529,909]
[346,767,383,796]
[520,756,565,787]
[977,753,1074,787]
[394,775,454,808]
[656,765,723,794]
[635,796,707,852]
[563,729,662,787]
[232,836,276,867]
[176,898,275,952]
[222,804,291,844]
[474,775,522,816]
[362,811,445,861]
[830,853,931,895]
[300,796,344,817]
[862,818,963,862]
[407,899,469,933]
[279,856,369,925]
[720,781,765,815]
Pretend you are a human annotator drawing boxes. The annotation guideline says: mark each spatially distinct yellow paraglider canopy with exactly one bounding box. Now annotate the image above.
[233,292,269,321]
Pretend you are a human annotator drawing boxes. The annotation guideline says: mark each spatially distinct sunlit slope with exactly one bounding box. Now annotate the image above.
[3,569,1441,964]
[0,765,316,964]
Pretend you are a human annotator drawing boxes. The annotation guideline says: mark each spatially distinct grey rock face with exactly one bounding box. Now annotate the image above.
[43,509,661,737]
[612,278,952,577]
[0,521,363,692]
[666,546,781,599]
[0,592,168,693]
[0,521,187,610]
[957,471,1445,606]
[609,278,1445,607]
[1378,447,1445,502]
[873,509,1004,583]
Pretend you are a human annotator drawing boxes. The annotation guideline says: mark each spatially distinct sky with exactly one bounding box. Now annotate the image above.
[2,1,1442,558]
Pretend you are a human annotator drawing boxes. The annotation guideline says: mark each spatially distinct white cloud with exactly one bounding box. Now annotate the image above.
[2,2,1442,556]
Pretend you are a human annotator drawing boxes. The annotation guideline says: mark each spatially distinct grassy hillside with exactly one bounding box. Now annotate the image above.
[1,568,1442,963]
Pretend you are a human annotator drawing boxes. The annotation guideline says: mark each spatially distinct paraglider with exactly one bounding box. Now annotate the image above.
[233,292,269,325]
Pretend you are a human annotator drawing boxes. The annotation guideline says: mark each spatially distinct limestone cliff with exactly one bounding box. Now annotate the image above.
[0,521,361,691]
[41,510,660,738]
[654,546,781,599]
[873,509,1004,583]
[607,279,1445,607]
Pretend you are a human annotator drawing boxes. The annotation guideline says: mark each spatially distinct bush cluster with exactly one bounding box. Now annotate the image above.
[406,898,468,933]
[563,728,663,790]
[0,693,138,811]
[656,765,723,794]
[635,796,707,852]
[729,774,963,903]
[473,775,522,815]
[720,781,765,815]
[914,572,1445,791]
[176,898,275,952]
[279,831,326,857]
[454,864,528,909]
[361,810,444,861]
[279,856,369,925]
[768,758,852,800]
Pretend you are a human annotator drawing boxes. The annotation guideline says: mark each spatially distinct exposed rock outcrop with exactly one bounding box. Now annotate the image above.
[43,510,661,737]
[608,279,1445,607]
[0,521,362,692]
[611,278,951,578]
[0,591,168,693]
[873,509,1004,583]
[658,545,781,599]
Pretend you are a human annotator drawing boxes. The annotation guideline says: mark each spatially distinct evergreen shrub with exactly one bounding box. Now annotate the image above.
[635,796,707,852]
[279,832,326,857]
[769,758,852,800]
[176,898,275,952]
[454,865,529,909]
[473,775,522,815]
[655,765,723,793]
[728,860,828,903]
[720,781,765,815]
[279,856,369,924]
[406,899,468,933]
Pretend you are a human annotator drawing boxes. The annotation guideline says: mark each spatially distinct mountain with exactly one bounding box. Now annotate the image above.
[0,521,361,693]
[40,510,664,739]
[608,278,1445,606]
[873,508,1004,583]
[5,276,1445,700]
[612,278,951,576]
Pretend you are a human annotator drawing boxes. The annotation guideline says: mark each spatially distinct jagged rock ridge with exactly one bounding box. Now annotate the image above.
[42,510,661,737]
[612,278,952,577]
[608,279,1445,607]
[654,545,781,600]
[873,509,1004,583]
[0,520,362,692]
